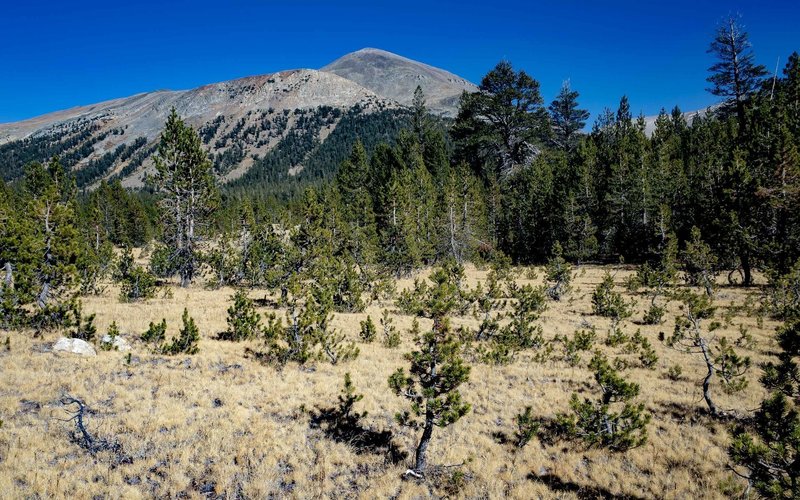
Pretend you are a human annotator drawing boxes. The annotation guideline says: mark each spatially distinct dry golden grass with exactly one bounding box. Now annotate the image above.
[0,265,778,498]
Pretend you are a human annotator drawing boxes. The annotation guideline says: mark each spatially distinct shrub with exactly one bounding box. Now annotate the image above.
[142,319,167,345]
[592,272,633,324]
[115,248,158,302]
[555,352,650,451]
[359,315,377,343]
[219,289,262,341]
[515,406,540,448]
[381,309,400,348]
[481,284,548,365]
[545,242,573,301]
[666,364,683,381]
[71,304,96,342]
[100,321,121,351]
[162,309,200,355]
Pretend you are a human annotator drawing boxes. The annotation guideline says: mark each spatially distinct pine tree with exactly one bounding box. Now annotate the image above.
[784,52,800,138]
[388,263,471,474]
[453,60,550,178]
[335,140,379,265]
[359,315,377,343]
[142,318,167,345]
[730,318,800,497]
[545,241,573,300]
[556,352,650,450]
[439,162,487,264]
[380,309,400,348]
[70,302,97,342]
[204,231,243,289]
[114,248,159,302]
[253,284,358,366]
[592,272,633,326]
[162,308,200,355]
[632,229,678,324]
[404,136,437,264]
[481,283,548,364]
[0,182,25,328]
[706,15,767,130]
[149,108,219,287]
[549,80,590,151]
[411,85,431,147]
[220,289,262,341]
[665,290,750,415]
[379,139,436,275]
[500,153,555,262]
[682,226,719,297]
[13,158,83,327]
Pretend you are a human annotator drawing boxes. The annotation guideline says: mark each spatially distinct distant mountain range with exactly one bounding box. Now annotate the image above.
[0,48,477,189]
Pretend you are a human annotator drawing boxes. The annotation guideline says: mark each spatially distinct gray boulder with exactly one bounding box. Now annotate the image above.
[52,337,97,356]
[100,334,131,352]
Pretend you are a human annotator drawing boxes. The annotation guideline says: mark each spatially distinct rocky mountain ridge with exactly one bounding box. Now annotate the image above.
[0,50,476,188]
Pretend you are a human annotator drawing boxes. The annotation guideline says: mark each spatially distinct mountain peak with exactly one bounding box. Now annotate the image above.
[322,48,477,116]
[352,47,394,55]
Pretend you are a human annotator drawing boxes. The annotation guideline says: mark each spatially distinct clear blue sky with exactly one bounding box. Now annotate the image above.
[1,0,798,124]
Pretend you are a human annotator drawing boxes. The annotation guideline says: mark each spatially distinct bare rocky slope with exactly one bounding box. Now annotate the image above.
[0,49,477,188]
[322,48,478,116]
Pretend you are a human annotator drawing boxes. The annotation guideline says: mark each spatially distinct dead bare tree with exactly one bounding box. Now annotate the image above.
[59,396,121,456]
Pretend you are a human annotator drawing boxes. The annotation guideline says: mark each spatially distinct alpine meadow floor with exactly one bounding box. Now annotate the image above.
[0,265,776,498]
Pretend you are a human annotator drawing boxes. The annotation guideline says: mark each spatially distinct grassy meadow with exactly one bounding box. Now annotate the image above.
[0,265,777,498]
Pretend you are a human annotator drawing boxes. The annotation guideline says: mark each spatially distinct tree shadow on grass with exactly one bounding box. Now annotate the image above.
[253,296,280,308]
[309,405,407,465]
[653,401,753,427]
[527,472,647,500]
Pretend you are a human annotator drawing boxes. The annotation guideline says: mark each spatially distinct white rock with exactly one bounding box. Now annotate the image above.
[52,337,96,356]
[100,334,131,352]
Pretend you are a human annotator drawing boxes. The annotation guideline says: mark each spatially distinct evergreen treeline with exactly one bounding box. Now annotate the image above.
[2,19,798,307]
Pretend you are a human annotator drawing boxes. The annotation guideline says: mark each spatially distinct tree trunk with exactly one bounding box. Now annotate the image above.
[449,204,460,264]
[414,408,434,473]
[700,339,718,415]
[740,250,752,287]
[37,282,49,309]
[702,364,717,415]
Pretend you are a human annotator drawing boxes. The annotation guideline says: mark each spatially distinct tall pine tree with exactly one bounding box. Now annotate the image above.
[149,108,219,287]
